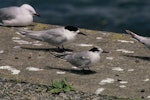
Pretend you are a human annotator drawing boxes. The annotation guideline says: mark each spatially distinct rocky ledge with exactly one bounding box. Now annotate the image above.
[0,23,149,100]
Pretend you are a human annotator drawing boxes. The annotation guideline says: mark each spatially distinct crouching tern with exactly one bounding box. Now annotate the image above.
[0,4,40,26]
[54,47,104,70]
[17,25,86,49]
[126,30,150,49]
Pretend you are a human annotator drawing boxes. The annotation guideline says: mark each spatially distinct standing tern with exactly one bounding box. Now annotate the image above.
[54,47,103,70]
[17,25,86,50]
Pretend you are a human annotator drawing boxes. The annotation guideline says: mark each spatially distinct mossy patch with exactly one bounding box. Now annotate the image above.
[111,34,127,40]
[30,23,49,31]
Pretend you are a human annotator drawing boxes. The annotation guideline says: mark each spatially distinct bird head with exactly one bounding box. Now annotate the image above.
[65,26,86,36]
[89,47,109,54]
[89,47,103,53]
[21,4,40,17]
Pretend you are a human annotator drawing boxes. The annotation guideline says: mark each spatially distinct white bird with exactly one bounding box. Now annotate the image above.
[55,47,103,70]
[17,25,86,49]
[126,30,150,49]
[0,4,40,26]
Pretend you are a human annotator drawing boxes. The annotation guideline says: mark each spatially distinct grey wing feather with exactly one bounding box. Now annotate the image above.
[45,28,66,37]
[79,55,91,66]
[66,52,91,67]
[43,29,63,38]
[18,28,67,45]
[0,7,18,20]
[41,29,67,44]
[17,29,44,41]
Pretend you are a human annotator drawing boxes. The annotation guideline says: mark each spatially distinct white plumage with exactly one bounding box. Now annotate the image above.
[0,4,39,26]
[17,26,86,49]
[55,47,103,70]
[126,30,150,49]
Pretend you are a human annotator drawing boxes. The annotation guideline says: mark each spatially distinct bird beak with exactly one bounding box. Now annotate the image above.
[34,13,40,17]
[102,50,109,53]
[78,32,87,36]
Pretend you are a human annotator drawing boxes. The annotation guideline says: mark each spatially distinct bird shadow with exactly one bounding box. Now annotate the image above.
[21,47,73,53]
[45,66,97,75]
[123,54,150,61]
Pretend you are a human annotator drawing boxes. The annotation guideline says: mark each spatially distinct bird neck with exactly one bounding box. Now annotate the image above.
[65,31,77,41]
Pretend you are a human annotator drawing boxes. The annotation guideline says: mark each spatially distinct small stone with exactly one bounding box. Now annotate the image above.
[28,56,31,59]
[59,93,67,99]
[135,60,140,63]
[115,74,119,77]
[119,85,126,88]
[0,50,4,54]
[15,57,19,59]
[117,79,122,82]
[141,96,144,99]
[140,89,145,93]
[119,81,128,84]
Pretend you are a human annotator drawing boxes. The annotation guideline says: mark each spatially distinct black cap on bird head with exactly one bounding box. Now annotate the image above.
[89,47,100,52]
[65,25,87,36]
[65,26,78,32]
[89,47,109,53]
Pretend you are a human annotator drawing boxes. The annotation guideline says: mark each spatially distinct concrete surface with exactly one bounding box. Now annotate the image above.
[0,23,150,100]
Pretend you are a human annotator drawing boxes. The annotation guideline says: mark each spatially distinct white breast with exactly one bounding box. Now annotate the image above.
[88,52,100,64]
[64,30,77,41]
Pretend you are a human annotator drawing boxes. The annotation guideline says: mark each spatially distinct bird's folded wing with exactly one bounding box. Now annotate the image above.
[0,7,17,20]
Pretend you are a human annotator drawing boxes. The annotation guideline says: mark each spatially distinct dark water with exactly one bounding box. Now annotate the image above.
[1,0,150,36]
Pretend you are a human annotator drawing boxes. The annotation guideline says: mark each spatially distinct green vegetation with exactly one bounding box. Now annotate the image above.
[47,78,75,94]
[111,34,125,40]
